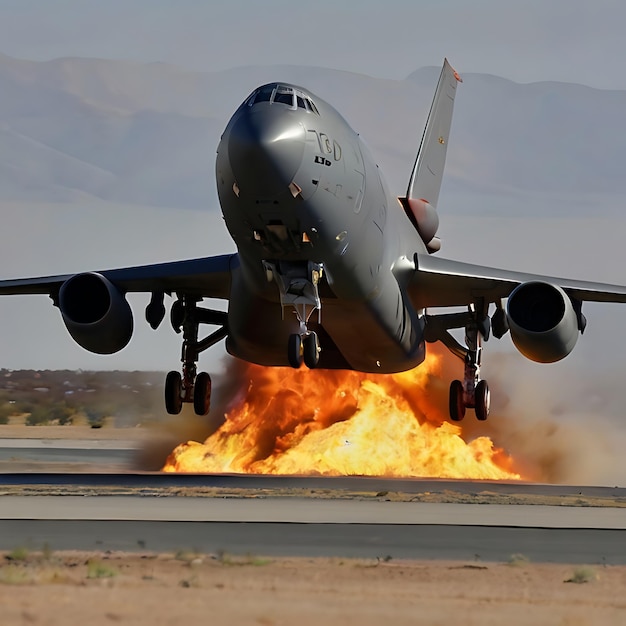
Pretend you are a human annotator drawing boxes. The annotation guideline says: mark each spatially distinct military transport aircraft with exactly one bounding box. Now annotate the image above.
[2,60,626,421]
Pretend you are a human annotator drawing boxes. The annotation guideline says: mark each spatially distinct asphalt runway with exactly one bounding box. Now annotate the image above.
[0,483,624,564]
[0,439,624,564]
[0,438,136,467]
[1,519,623,564]
[0,471,625,499]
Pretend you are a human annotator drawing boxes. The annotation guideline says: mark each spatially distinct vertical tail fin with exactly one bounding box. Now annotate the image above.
[400,59,461,253]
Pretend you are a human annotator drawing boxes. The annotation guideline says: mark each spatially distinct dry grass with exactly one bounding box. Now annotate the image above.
[564,566,598,584]
[507,553,530,567]
[86,559,119,579]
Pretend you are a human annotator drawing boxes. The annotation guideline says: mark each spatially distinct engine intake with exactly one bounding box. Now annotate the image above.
[506,281,579,363]
[58,273,133,354]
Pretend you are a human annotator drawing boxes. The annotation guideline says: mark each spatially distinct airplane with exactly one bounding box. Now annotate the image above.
[2,59,626,422]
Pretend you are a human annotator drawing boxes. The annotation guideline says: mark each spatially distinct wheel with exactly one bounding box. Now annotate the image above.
[474,379,490,421]
[303,332,320,369]
[449,380,465,421]
[165,371,183,415]
[288,334,303,369]
[193,371,212,416]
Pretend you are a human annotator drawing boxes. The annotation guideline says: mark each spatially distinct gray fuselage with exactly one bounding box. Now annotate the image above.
[216,83,427,373]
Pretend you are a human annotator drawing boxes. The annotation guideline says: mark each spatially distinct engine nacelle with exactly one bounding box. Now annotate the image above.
[506,281,579,363]
[58,272,133,354]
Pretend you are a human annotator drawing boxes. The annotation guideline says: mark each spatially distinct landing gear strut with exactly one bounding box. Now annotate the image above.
[448,330,490,422]
[426,300,499,422]
[264,260,323,370]
[159,295,227,416]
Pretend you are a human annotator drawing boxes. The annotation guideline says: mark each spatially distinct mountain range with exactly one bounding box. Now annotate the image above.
[1,53,625,215]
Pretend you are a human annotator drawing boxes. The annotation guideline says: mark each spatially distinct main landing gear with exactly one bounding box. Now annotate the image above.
[426,300,508,422]
[148,293,227,416]
[264,260,323,370]
[448,332,490,422]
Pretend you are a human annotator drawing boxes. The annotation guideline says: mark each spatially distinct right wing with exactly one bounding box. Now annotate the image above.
[409,253,626,309]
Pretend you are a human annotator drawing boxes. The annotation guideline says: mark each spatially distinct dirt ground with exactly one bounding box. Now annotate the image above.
[0,550,624,626]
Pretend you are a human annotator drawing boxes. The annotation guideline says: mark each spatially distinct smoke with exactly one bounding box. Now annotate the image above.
[135,358,250,470]
[444,349,626,485]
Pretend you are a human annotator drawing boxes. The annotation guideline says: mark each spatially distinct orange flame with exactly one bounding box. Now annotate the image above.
[163,349,521,480]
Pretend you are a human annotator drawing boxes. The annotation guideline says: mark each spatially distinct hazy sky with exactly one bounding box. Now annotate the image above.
[1,0,626,373]
[3,2,626,484]
[1,0,625,89]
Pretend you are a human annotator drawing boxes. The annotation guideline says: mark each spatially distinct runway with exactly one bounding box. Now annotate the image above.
[0,437,624,564]
[0,438,136,468]
[0,477,624,564]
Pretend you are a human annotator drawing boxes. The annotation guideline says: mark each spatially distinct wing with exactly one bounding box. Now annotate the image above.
[409,253,626,309]
[0,253,238,299]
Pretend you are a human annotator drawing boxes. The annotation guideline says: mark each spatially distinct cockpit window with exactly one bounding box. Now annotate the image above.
[245,85,273,106]
[273,89,294,106]
[255,86,273,103]
[245,84,320,114]
[306,98,319,115]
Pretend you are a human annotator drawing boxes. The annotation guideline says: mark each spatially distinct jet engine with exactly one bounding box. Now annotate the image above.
[58,273,133,354]
[506,281,579,363]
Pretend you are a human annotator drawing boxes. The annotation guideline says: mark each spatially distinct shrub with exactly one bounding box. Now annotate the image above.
[565,567,597,584]
[0,404,13,425]
[25,403,74,426]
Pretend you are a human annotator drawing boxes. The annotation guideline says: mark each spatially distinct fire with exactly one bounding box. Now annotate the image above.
[163,349,521,480]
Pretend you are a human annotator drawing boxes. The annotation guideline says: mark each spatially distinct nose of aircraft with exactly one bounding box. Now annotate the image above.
[228,107,306,197]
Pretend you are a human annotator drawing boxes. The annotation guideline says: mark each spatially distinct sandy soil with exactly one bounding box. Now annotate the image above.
[0,551,624,626]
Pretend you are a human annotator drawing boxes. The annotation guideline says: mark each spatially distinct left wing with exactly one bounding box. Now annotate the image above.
[409,253,626,309]
[0,254,238,299]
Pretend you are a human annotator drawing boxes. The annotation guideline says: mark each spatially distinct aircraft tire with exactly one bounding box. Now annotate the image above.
[165,371,183,415]
[288,334,303,369]
[474,380,490,421]
[449,380,465,421]
[303,332,320,369]
[193,371,212,416]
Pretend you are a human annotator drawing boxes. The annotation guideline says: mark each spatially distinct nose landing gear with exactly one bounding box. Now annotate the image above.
[264,260,323,370]
[302,331,320,368]
[161,295,227,416]
[288,330,321,369]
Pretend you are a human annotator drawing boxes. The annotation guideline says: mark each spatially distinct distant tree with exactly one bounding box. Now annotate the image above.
[25,403,74,426]
[14,401,35,415]
[25,406,50,426]
[0,404,12,425]
[83,407,107,428]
